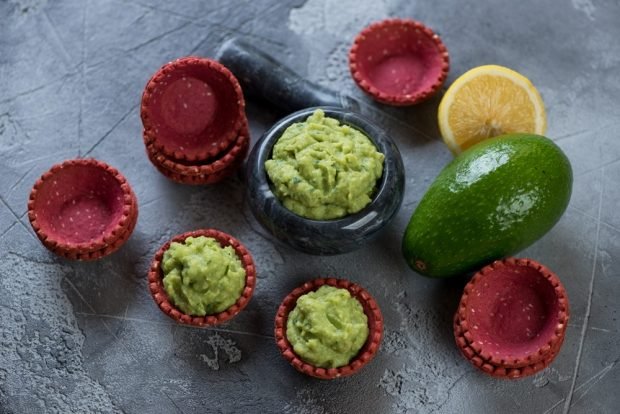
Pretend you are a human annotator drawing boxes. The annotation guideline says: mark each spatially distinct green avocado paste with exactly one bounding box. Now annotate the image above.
[162,236,246,316]
[265,109,385,220]
[286,285,369,368]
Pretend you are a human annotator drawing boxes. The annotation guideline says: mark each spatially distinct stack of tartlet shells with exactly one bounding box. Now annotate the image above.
[453,258,569,379]
[141,56,250,185]
[28,159,139,261]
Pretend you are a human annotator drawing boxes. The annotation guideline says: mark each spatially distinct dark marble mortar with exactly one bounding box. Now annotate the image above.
[246,106,405,255]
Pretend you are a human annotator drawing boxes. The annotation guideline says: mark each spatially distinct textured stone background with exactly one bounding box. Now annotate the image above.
[1,0,619,413]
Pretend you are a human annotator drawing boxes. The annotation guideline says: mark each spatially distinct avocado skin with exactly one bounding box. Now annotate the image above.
[402,134,572,278]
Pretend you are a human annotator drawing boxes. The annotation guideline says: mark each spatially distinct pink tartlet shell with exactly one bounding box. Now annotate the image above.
[48,191,138,261]
[147,153,246,185]
[28,159,137,256]
[454,314,567,371]
[141,56,246,162]
[146,131,249,185]
[455,257,569,369]
[145,120,249,177]
[148,229,256,326]
[349,18,449,106]
[275,278,383,379]
[454,313,565,379]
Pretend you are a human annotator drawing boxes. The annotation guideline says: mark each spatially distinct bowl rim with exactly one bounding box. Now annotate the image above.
[274,277,383,379]
[348,18,450,106]
[455,257,569,368]
[147,229,256,326]
[141,56,246,162]
[28,158,137,254]
[248,106,404,226]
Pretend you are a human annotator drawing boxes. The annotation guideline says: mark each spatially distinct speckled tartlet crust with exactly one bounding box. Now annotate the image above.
[147,153,246,185]
[274,278,383,379]
[454,313,565,379]
[28,159,138,259]
[453,258,569,377]
[141,56,246,162]
[148,229,256,326]
[146,131,249,185]
[46,192,139,261]
[145,121,249,178]
[349,18,449,106]
[145,126,247,175]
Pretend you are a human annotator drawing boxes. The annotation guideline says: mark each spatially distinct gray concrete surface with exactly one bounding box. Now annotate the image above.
[0,0,618,412]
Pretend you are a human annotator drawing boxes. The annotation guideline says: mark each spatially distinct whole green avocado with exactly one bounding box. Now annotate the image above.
[402,134,572,278]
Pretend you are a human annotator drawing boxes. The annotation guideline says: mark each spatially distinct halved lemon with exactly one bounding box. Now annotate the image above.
[438,65,546,154]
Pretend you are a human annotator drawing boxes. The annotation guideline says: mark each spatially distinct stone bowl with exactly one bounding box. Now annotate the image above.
[246,106,404,255]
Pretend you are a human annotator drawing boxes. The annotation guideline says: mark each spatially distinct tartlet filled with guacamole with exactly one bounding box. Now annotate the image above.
[148,229,256,326]
[265,109,385,220]
[274,278,383,379]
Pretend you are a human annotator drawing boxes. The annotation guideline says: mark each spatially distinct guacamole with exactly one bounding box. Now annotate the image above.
[162,236,246,316]
[265,109,384,220]
[286,285,369,368]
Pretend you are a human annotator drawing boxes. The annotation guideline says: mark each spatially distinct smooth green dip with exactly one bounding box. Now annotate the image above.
[265,109,384,220]
[286,285,369,368]
[162,236,246,316]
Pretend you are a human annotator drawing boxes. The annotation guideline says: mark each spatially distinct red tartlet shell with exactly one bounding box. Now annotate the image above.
[349,18,449,106]
[146,130,249,185]
[47,191,139,261]
[454,313,567,370]
[148,229,256,326]
[148,154,245,185]
[145,120,249,177]
[453,313,565,379]
[454,258,569,371]
[28,159,138,257]
[141,56,245,162]
[274,278,384,379]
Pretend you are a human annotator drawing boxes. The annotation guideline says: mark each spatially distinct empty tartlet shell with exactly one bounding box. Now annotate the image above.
[148,154,245,185]
[47,191,139,261]
[146,130,249,185]
[28,159,138,258]
[145,120,249,177]
[274,278,383,379]
[349,18,449,106]
[141,56,246,162]
[453,313,565,379]
[454,314,567,370]
[454,257,569,372]
[148,229,256,326]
